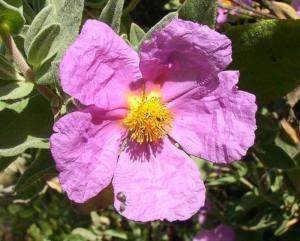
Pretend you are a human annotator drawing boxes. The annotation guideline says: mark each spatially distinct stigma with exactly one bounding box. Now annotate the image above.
[123,90,173,144]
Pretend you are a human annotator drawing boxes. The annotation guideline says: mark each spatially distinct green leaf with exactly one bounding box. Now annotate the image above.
[227,20,300,105]
[0,98,29,113]
[0,54,20,80]
[15,149,56,192]
[22,0,36,24]
[27,23,60,67]
[32,0,46,12]
[48,0,85,60]
[0,0,25,35]
[34,55,57,84]
[24,5,55,55]
[0,135,49,157]
[0,81,34,100]
[256,113,278,145]
[99,0,124,33]
[255,144,296,169]
[207,176,238,186]
[129,23,145,48]
[138,12,178,50]
[72,228,98,241]
[104,229,128,240]
[178,0,217,28]
[0,156,16,171]
[0,95,53,156]
[85,0,108,8]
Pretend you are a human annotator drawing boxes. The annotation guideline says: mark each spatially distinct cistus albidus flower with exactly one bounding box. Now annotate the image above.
[291,0,300,15]
[217,0,252,25]
[50,18,257,222]
[194,224,235,241]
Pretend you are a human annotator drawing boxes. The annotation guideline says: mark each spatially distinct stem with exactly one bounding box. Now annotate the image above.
[1,31,58,103]
[261,0,286,19]
[1,33,33,81]
[218,3,274,19]
[231,0,274,18]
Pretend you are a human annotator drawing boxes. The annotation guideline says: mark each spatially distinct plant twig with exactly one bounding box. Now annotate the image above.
[218,3,274,19]
[1,32,58,103]
[231,0,274,18]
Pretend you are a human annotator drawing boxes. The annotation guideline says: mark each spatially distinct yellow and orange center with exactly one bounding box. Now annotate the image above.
[220,0,233,6]
[123,91,173,144]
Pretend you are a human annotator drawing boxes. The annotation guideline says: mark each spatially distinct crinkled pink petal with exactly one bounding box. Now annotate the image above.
[112,138,205,222]
[140,18,232,102]
[50,108,126,203]
[60,20,142,110]
[193,224,235,241]
[168,71,257,164]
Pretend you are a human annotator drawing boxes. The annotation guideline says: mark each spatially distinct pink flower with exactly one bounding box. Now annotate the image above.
[292,0,300,15]
[217,0,253,25]
[50,18,257,222]
[194,224,235,241]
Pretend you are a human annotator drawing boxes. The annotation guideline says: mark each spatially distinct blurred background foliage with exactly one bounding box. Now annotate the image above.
[0,0,300,240]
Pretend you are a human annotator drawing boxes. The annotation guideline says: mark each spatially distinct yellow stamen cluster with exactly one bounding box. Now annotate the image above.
[123,91,173,144]
[221,0,233,6]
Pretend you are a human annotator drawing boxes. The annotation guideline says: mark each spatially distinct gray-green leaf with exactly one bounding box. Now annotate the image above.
[178,0,217,28]
[138,12,178,50]
[15,149,56,192]
[0,135,49,157]
[48,0,85,60]
[24,5,55,55]
[27,23,60,67]
[255,144,296,169]
[0,54,20,80]
[99,0,125,33]
[0,95,53,156]
[0,82,34,100]
[129,23,145,48]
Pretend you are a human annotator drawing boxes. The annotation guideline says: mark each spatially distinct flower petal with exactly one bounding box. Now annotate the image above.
[50,108,126,203]
[112,138,205,222]
[140,18,232,102]
[168,71,257,164]
[60,20,142,110]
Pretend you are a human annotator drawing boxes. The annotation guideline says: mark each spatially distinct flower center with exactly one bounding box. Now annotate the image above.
[220,0,233,6]
[123,91,173,144]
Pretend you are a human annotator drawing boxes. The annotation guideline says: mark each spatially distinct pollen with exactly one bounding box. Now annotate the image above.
[123,91,174,144]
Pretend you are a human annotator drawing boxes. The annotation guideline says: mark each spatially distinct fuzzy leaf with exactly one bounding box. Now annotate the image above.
[27,23,60,67]
[255,144,296,169]
[0,95,53,156]
[138,12,178,50]
[228,20,300,105]
[15,149,56,192]
[178,0,217,28]
[0,98,29,113]
[0,82,34,100]
[0,135,49,157]
[0,0,25,35]
[48,0,85,60]
[99,0,125,33]
[129,23,145,48]
[0,54,19,80]
[24,5,55,55]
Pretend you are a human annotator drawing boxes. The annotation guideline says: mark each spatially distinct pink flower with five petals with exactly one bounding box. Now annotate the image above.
[50,18,257,222]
